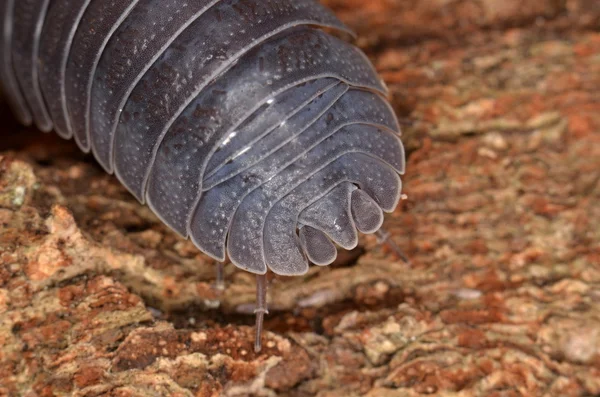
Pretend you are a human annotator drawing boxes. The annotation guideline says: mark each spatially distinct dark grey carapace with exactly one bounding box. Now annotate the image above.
[0,0,406,351]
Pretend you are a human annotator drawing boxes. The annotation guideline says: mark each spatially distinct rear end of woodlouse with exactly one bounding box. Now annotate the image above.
[0,0,406,352]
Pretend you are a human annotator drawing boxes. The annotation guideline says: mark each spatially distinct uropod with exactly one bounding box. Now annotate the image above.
[0,0,406,352]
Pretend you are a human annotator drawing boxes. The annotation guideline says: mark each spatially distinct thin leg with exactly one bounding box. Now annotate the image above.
[375,228,411,265]
[214,261,226,292]
[397,116,417,127]
[254,273,268,353]
[205,262,226,309]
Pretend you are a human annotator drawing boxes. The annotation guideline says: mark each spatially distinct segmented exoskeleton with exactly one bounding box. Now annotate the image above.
[0,0,406,351]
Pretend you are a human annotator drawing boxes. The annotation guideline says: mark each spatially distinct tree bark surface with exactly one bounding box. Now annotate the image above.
[0,1,599,396]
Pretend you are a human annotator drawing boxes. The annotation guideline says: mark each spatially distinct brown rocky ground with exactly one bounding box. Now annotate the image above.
[1,1,599,396]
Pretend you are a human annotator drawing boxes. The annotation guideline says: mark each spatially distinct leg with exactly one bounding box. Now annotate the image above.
[375,228,411,265]
[214,261,226,292]
[206,261,226,309]
[254,273,268,353]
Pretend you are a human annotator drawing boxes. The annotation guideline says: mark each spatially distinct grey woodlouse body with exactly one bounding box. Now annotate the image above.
[1,0,406,351]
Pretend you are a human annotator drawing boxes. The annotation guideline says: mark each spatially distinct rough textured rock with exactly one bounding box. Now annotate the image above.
[1,1,599,395]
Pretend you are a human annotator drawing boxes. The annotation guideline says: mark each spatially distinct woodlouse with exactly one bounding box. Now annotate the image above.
[0,0,406,352]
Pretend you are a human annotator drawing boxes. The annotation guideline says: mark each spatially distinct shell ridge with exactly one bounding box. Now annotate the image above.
[65,0,141,152]
[11,0,53,131]
[38,0,92,138]
[0,0,33,125]
[90,0,226,173]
